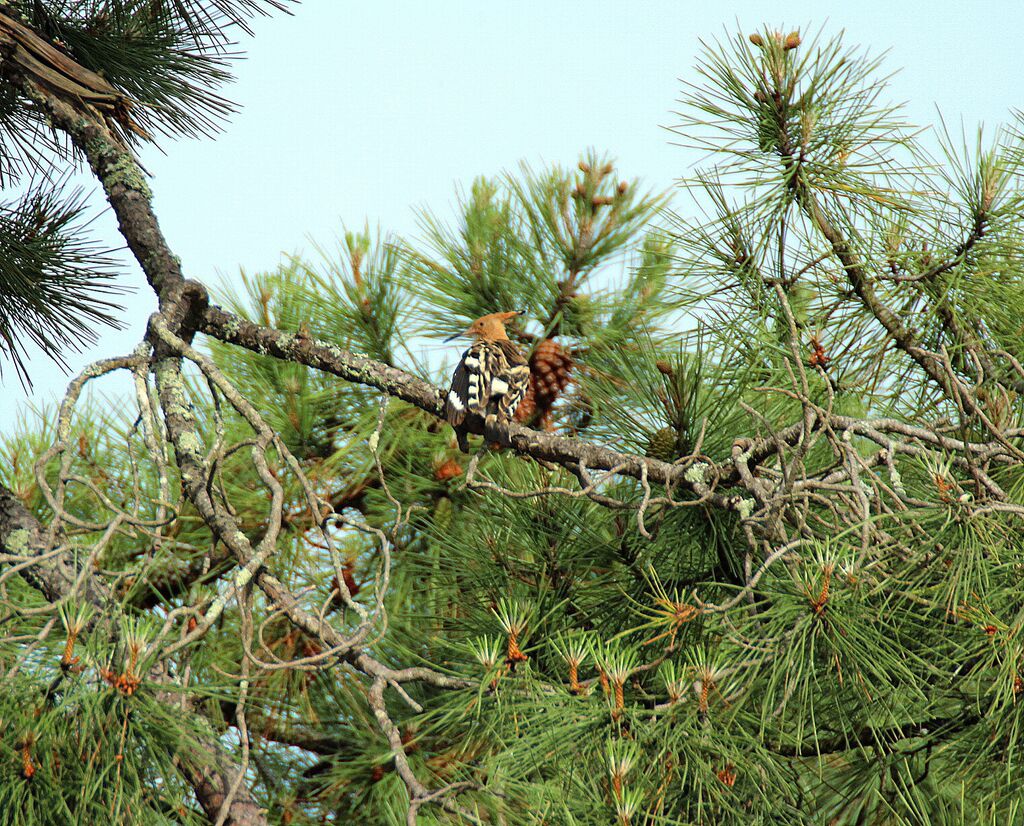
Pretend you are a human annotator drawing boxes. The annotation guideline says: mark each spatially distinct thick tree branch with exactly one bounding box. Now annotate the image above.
[0,485,78,601]
[199,303,1024,490]
[198,305,727,499]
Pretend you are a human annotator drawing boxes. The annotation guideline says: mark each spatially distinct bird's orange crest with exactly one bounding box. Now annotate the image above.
[450,310,524,342]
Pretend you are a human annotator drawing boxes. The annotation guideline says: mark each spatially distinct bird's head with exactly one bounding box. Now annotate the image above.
[445,310,524,342]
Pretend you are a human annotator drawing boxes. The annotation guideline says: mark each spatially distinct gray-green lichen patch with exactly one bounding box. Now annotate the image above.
[159,394,190,419]
[177,430,204,458]
[234,565,256,589]
[4,527,32,553]
[103,154,152,199]
[683,462,710,485]
[154,363,191,415]
[221,316,241,338]
[84,134,114,166]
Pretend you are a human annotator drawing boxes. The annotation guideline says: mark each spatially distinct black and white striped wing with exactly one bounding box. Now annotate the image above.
[493,340,530,420]
[446,354,471,425]
[447,341,530,427]
[463,343,493,415]
[447,342,491,424]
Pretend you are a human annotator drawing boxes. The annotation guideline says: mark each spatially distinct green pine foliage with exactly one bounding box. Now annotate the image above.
[5,18,1024,826]
[0,184,126,386]
[407,150,671,343]
[0,0,286,385]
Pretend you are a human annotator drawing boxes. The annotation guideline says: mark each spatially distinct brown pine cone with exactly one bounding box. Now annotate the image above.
[515,338,574,430]
[531,338,573,406]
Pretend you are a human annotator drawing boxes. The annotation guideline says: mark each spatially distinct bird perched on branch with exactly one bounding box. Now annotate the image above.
[445,311,530,451]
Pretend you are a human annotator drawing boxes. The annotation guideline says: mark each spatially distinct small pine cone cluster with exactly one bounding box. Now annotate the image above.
[515,338,573,430]
[433,457,463,482]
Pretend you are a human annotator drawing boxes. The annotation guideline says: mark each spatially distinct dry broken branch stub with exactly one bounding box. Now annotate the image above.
[0,13,126,116]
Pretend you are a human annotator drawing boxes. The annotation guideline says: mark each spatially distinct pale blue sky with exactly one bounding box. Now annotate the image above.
[3,1,1023,422]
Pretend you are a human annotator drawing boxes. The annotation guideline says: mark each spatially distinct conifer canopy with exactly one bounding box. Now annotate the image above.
[2,9,1024,825]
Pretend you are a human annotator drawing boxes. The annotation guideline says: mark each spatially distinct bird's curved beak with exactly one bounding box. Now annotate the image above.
[443,331,463,343]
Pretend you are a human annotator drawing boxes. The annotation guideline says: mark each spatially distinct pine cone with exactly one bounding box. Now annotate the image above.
[645,427,678,462]
[515,338,573,429]
[532,338,573,404]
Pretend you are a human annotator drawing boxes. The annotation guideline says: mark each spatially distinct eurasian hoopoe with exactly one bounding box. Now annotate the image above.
[445,311,531,452]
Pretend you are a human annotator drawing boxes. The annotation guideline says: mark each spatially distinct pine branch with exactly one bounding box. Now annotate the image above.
[13,74,187,303]
[198,303,729,497]
[792,176,954,397]
[50,6,237,141]
[134,0,293,41]
[0,483,270,826]
[5,1,294,142]
[0,183,126,386]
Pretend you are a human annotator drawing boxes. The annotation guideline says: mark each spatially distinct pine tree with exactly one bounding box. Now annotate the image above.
[3,12,1024,826]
